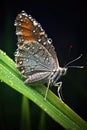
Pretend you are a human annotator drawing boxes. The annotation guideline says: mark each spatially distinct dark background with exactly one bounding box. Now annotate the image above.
[0,1,87,130]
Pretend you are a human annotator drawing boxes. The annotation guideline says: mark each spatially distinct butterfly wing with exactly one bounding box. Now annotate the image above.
[15,41,55,74]
[15,11,59,84]
[15,11,59,69]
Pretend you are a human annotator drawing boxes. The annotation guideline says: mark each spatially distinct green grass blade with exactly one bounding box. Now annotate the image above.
[0,50,87,130]
[38,110,46,130]
[20,96,31,130]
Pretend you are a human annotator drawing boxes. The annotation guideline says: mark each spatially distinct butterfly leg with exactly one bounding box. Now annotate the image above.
[44,79,51,101]
[55,82,63,100]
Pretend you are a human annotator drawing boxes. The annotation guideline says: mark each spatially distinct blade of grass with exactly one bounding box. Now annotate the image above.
[0,50,20,78]
[20,96,31,130]
[0,50,87,130]
[38,110,46,130]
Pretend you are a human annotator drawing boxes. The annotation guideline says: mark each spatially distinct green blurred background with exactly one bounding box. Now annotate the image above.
[0,1,87,130]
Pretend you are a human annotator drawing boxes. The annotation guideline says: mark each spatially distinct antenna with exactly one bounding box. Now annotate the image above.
[66,65,84,69]
[65,54,84,68]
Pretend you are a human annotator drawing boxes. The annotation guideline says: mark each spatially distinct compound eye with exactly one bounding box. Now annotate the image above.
[62,68,67,75]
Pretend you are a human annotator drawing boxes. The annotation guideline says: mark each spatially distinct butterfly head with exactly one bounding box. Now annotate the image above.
[59,67,67,76]
[51,67,68,85]
[52,54,84,84]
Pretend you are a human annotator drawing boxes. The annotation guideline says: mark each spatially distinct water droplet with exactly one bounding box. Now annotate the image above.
[33,20,38,26]
[47,38,52,44]
[44,108,47,111]
[19,14,22,18]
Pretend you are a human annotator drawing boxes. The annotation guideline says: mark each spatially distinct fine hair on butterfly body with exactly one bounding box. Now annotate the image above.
[14,10,83,101]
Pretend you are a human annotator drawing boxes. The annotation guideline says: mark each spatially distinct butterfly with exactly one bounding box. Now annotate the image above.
[14,10,83,100]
